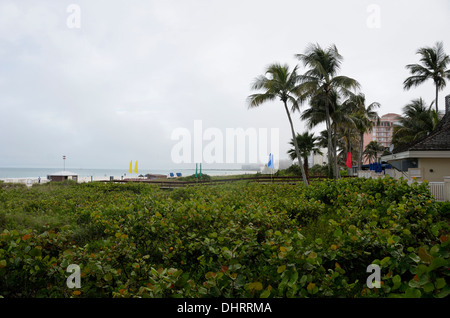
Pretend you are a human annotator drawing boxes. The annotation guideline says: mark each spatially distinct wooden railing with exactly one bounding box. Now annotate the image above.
[98,175,356,189]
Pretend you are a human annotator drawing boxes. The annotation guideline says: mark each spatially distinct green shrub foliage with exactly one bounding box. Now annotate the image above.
[0,177,448,298]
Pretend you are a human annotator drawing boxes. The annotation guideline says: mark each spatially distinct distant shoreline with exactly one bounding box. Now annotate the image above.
[0,169,261,186]
[0,167,261,180]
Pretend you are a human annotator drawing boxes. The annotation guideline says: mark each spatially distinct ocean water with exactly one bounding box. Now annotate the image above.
[0,167,259,179]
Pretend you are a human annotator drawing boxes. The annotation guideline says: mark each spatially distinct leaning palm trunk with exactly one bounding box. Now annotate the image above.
[283,101,309,186]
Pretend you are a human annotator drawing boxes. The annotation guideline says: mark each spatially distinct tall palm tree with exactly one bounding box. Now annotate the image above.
[363,140,385,164]
[296,43,360,179]
[403,41,450,113]
[332,96,360,177]
[348,93,380,171]
[391,98,440,150]
[287,132,322,182]
[301,89,358,178]
[247,63,309,186]
[336,119,359,175]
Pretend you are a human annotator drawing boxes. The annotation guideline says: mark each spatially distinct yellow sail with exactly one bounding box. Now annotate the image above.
[129,160,132,174]
[134,160,138,174]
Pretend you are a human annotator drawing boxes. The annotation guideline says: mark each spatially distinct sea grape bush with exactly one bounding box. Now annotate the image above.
[0,177,448,298]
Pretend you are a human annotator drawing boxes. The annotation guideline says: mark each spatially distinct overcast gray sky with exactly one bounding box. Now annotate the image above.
[1,0,449,170]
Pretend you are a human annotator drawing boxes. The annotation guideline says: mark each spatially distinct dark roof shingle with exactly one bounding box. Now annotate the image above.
[393,111,450,153]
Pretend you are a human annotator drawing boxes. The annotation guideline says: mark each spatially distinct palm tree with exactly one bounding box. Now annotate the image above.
[296,43,360,179]
[363,140,385,164]
[287,132,322,182]
[391,98,440,150]
[301,89,359,177]
[247,63,309,186]
[403,41,450,113]
[348,94,380,171]
[336,120,359,175]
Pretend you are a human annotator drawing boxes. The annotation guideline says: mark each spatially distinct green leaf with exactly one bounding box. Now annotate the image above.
[423,282,434,293]
[288,271,299,287]
[380,257,391,266]
[428,257,446,272]
[299,275,308,286]
[405,287,421,298]
[308,252,318,259]
[277,265,286,273]
[29,248,42,257]
[248,282,263,291]
[222,249,233,260]
[333,228,342,238]
[435,278,446,289]
[260,288,271,298]
[418,247,433,264]
[415,264,428,277]
[392,275,401,290]
[104,272,113,282]
[408,279,421,289]
[63,249,73,257]
[409,253,420,263]
[431,224,440,237]
[436,286,450,298]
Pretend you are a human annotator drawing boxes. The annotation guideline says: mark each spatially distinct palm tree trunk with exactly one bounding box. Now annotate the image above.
[333,123,339,179]
[359,132,364,173]
[303,156,309,182]
[283,101,309,186]
[435,83,439,113]
[347,133,352,176]
[324,94,334,179]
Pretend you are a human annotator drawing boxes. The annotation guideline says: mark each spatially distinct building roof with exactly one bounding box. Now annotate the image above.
[392,111,450,154]
[47,171,78,176]
[380,113,401,120]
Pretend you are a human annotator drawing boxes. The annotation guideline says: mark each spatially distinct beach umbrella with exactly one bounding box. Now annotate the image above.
[129,161,132,174]
[134,161,138,174]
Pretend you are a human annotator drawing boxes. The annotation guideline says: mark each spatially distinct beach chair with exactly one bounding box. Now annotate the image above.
[176,173,182,177]
[169,172,174,178]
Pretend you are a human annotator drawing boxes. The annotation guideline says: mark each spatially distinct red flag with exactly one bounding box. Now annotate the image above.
[346,152,352,169]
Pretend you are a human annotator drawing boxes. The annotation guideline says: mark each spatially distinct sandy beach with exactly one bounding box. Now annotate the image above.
[0,176,124,187]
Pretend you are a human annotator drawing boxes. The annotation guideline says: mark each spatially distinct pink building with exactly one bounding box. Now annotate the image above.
[363,113,402,164]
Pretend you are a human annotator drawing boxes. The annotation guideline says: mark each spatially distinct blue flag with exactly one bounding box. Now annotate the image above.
[268,153,274,169]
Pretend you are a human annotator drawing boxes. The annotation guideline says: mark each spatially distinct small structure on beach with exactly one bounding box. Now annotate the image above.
[145,174,167,180]
[47,171,78,182]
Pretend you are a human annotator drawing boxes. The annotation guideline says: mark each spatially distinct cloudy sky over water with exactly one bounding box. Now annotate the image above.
[0,0,449,170]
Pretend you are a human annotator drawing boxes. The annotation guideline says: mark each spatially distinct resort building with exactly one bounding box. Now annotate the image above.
[363,113,402,164]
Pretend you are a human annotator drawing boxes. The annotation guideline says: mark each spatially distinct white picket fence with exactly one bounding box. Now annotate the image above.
[357,171,447,201]
[412,181,445,202]
[428,182,445,202]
